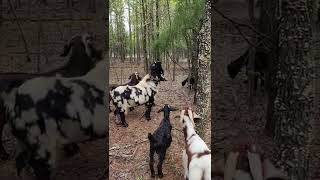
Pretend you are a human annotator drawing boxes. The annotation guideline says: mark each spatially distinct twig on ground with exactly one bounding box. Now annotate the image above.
[110,139,148,151]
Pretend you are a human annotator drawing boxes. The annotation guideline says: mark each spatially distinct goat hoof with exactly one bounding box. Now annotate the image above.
[151,174,155,178]
[158,173,163,178]
[146,117,151,121]
[123,123,128,127]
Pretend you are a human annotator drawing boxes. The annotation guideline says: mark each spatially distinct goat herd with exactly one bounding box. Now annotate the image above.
[0,32,210,180]
[109,62,211,179]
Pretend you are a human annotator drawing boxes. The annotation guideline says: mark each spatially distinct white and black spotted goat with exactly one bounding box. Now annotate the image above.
[108,72,142,112]
[0,33,103,160]
[180,108,211,180]
[110,62,166,127]
[148,104,178,178]
[1,60,107,180]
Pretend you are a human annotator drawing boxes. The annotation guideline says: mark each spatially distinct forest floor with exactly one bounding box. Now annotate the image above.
[109,62,211,180]
[213,1,320,179]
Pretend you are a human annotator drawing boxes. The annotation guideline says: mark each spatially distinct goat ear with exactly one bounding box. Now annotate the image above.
[193,112,202,122]
[170,107,179,111]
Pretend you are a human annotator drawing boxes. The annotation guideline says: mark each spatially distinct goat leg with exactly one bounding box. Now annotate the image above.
[119,112,128,127]
[149,148,155,178]
[145,102,153,121]
[157,150,166,178]
[0,114,9,160]
[29,157,51,180]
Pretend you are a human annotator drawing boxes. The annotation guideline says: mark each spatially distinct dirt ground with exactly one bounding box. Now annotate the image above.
[213,1,320,179]
[109,62,211,180]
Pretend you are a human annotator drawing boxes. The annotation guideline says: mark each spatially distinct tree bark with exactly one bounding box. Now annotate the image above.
[155,0,160,62]
[272,1,314,179]
[141,0,148,72]
[195,0,211,138]
[127,0,133,62]
[134,4,141,65]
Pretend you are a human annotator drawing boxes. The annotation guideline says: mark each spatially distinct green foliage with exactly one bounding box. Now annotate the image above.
[154,0,205,53]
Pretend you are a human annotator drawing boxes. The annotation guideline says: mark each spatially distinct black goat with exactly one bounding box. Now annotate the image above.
[227,49,268,90]
[60,33,103,77]
[148,104,178,178]
[181,76,195,90]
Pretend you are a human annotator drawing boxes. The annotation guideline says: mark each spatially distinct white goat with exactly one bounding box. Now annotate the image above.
[180,108,211,180]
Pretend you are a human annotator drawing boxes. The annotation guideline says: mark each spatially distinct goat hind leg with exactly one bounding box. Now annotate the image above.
[157,150,166,178]
[119,112,128,127]
[0,120,9,160]
[149,148,155,178]
[29,157,51,180]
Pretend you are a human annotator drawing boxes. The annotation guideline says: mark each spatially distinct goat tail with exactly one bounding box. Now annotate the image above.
[148,133,153,142]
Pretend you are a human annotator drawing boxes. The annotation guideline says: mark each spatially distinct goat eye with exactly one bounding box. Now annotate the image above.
[182,120,185,123]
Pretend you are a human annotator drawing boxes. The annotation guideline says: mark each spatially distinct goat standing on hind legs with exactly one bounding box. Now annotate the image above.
[180,108,211,180]
[148,104,178,178]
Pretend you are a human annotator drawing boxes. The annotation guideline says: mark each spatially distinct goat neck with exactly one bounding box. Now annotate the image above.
[162,109,171,120]
[80,60,107,88]
[137,74,157,90]
[181,115,196,144]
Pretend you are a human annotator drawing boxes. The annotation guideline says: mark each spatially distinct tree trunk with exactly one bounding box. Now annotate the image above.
[135,5,141,65]
[307,0,320,179]
[155,0,160,62]
[127,0,133,63]
[141,0,148,73]
[195,0,211,138]
[261,0,279,137]
[272,1,314,179]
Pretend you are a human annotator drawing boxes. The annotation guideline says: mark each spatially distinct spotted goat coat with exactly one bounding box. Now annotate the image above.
[110,62,165,127]
[180,108,211,180]
[1,60,107,180]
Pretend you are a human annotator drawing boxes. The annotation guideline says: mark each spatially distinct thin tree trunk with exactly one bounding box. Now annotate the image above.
[127,0,133,63]
[141,0,148,72]
[155,0,160,62]
[272,1,314,179]
[195,0,211,138]
[134,5,141,65]
[262,0,280,137]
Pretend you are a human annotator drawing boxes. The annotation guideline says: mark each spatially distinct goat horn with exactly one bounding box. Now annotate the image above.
[224,152,239,180]
[187,109,195,126]
[248,151,263,180]
[180,110,185,122]
[193,112,202,119]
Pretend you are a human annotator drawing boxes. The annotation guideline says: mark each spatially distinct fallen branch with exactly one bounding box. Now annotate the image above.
[109,139,148,151]
[8,0,31,62]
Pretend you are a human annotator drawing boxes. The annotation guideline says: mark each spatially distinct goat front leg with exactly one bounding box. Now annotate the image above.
[157,149,166,178]
[145,101,154,121]
[0,113,9,160]
[29,157,51,180]
[149,148,155,178]
[118,111,128,127]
